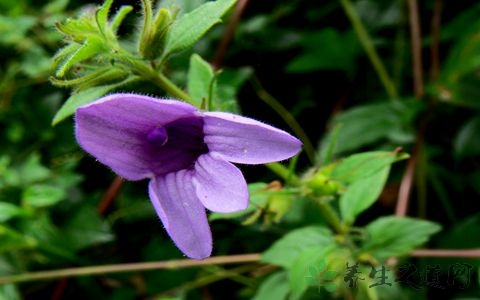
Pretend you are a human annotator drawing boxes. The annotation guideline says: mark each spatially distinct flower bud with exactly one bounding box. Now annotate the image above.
[139,7,172,59]
[306,170,342,197]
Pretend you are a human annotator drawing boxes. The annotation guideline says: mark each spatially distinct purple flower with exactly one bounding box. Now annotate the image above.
[75,93,301,259]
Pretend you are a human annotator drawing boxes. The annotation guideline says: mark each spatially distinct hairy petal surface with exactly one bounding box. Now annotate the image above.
[149,172,212,259]
[203,112,302,164]
[193,153,248,213]
[75,94,197,180]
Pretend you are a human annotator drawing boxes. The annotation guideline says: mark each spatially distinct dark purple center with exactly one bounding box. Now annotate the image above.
[145,116,209,175]
[147,127,168,146]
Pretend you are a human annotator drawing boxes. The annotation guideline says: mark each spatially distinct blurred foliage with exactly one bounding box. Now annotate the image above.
[1,0,480,299]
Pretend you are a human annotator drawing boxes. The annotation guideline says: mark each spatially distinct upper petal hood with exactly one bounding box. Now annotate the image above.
[202,112,302,164]
[75,94,197,180]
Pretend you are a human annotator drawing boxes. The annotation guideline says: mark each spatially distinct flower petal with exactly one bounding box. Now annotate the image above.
[193,153,248,213]
[203,112,302,164]
[148,171,212,259]
[75,94,197,180]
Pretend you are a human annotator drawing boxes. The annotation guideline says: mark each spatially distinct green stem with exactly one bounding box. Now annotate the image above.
[314,197,346,234]
[125,59,195,104]
[251,76,316,164]
[160,264,257,296]
[265,162,300,186]
[0,254,261,285]
[155,72,194,103]
[339,0,398,100]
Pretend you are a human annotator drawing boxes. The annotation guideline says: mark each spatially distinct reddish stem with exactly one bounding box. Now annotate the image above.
[97,176,124,215]
[211,0,250,70]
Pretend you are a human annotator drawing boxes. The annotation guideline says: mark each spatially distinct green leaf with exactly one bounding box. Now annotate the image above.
[317,258,327,272]
[361,216,442,260]
[0,202,24,222]
[454,115,480,159]
[0,225,37,253]
[95,0,114,36]
[321,270,338,281]
[308,266,317,277]
[43,0,69,14]
[52,80,130,125]
[22,184,66,207]
[262,226,333,269]
[320,100,422,156]
[252,271,290,300]
[286,29,360,75]
[289,245,337,300]
[18,153,51,184]
[0,15,36,45]
[110,6,134,34]
[64,206,114,251]
[0,284,21,300]
[55,36,106,77]
[304,276,318,286]
[330,150,408,183]
[323,281,339,292]
[215,67,252,112]
[209,182,269,221]
[188,53,215,107]
[164,0,237,56]
[340,166,390,225]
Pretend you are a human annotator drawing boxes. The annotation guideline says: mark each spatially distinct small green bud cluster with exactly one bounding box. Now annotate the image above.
[50,0,237,125]
[304,165,343,198]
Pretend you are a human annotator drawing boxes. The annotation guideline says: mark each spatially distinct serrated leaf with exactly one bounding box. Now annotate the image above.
[308,266,317,277]
[188,53,215,107]
[262,226,333,269]
[331,150,408,183]
[252,271,290,300]
[317,258,327,272]
[164,0,237,56]
[340,166,390,225]
[361,216,442,260]
[323,281,339,292]
[304,276,318,286]
[22,184,66,207]
[321,270,338,281]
